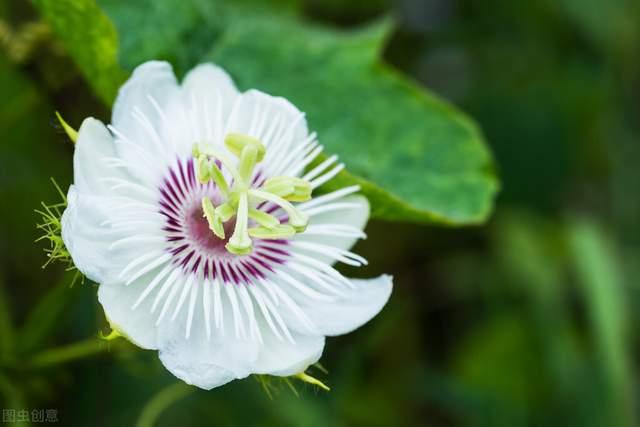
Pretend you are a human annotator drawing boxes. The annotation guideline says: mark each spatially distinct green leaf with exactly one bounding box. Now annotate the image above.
[32,0,127,104]
[208,19,498,224]
[34,1,499,224]
[568,218,634,425]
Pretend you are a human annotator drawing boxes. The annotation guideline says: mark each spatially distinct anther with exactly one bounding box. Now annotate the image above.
[262,176,312,202]
[202,197,225,239]
[224,133,266,162]
[193,134,313,255]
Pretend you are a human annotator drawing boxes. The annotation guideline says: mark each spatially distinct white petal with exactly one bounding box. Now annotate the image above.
[61,185,111,282]
[157,287,260,390]
[253,327,324,377]
[73,118,125,195]
[226,89,309,177]
[282,275,393,337]
[61,187,117,283]
[181,63,239,146]
[295,195,370,264]
[61,186,165,284]
[97,267,172,350]
[111,61,181,184]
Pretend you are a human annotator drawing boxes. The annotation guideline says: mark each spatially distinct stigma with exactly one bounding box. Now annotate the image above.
[193,134,312,256]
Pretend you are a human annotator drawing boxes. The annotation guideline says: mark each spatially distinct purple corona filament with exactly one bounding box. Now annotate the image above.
[158,157,288,285]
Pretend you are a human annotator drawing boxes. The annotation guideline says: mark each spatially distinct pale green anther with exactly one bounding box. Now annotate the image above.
[192,134,313,255]
[288,210,309,232]
[195,147,231,196]
[262,177,295,199]
[202,197,225,239]
[225,133,266,162]
[192,144,202,158]
[209,161,230,197]
[263,176,312,202]
[195,143,243,183]
[226,193,252,255]
[249,209,280,229]
[248,224,296,239]
[288,177,312,202]
[237,144,259,184]
[249,189,309,232]
[197,155,211,184]
[55,112,78,143]
[216,202,236,222]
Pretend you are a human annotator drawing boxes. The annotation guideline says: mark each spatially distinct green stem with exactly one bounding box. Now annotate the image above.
[26,338,122,369]
[136,383,194,427]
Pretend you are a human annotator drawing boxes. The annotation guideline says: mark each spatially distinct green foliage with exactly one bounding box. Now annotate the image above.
[208,18,498,224]
[31,0,127,103]
[33,0,499,225]
[568,219,634,425]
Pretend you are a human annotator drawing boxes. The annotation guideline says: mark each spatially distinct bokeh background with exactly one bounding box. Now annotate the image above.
[1,0,639,426]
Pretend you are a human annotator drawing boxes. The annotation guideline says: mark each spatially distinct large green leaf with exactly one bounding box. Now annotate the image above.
[33,0,499,225]
[208,18,498,223]
[32,0,127,102]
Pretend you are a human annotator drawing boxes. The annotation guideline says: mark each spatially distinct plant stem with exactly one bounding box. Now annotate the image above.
[136,382,194,427]
[26,337,124,369]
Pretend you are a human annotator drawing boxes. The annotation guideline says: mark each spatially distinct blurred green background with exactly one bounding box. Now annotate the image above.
[1,0,639,426]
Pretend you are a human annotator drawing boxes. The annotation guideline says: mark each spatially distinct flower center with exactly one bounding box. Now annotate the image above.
[157,157,291,284]
[184,202,235,255]
[192,133,313,255]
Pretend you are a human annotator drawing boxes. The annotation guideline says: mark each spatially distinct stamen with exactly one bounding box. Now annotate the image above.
[249,189,309,232]
[193,133,313,255]
[196,155,211,183]
[226,193,252,255]
[216,202,235,222]
[202,197,225,239]
[224,133,265,162]
[237,144,259,184]
[248,209,280,229]
[193,143,243,183]
[197,153,232,197]
[262,176,312,202]
[248,224,296,239]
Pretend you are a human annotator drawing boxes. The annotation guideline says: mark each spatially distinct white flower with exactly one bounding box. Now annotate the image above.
[61,61,393,390]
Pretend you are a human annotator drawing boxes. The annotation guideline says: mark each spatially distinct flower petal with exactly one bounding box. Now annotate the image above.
[97,268,167,350]
[253,327,324,377]
[61,186,105,283]
[73,118,125,196]
[62,186,165,284]
[61,187,121,283]
[281,274,393,337]
[112,61,181,185]
[295,194,370,263]
[181,63,239,147]
[156,289,260,390]
[225,89,310,177]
